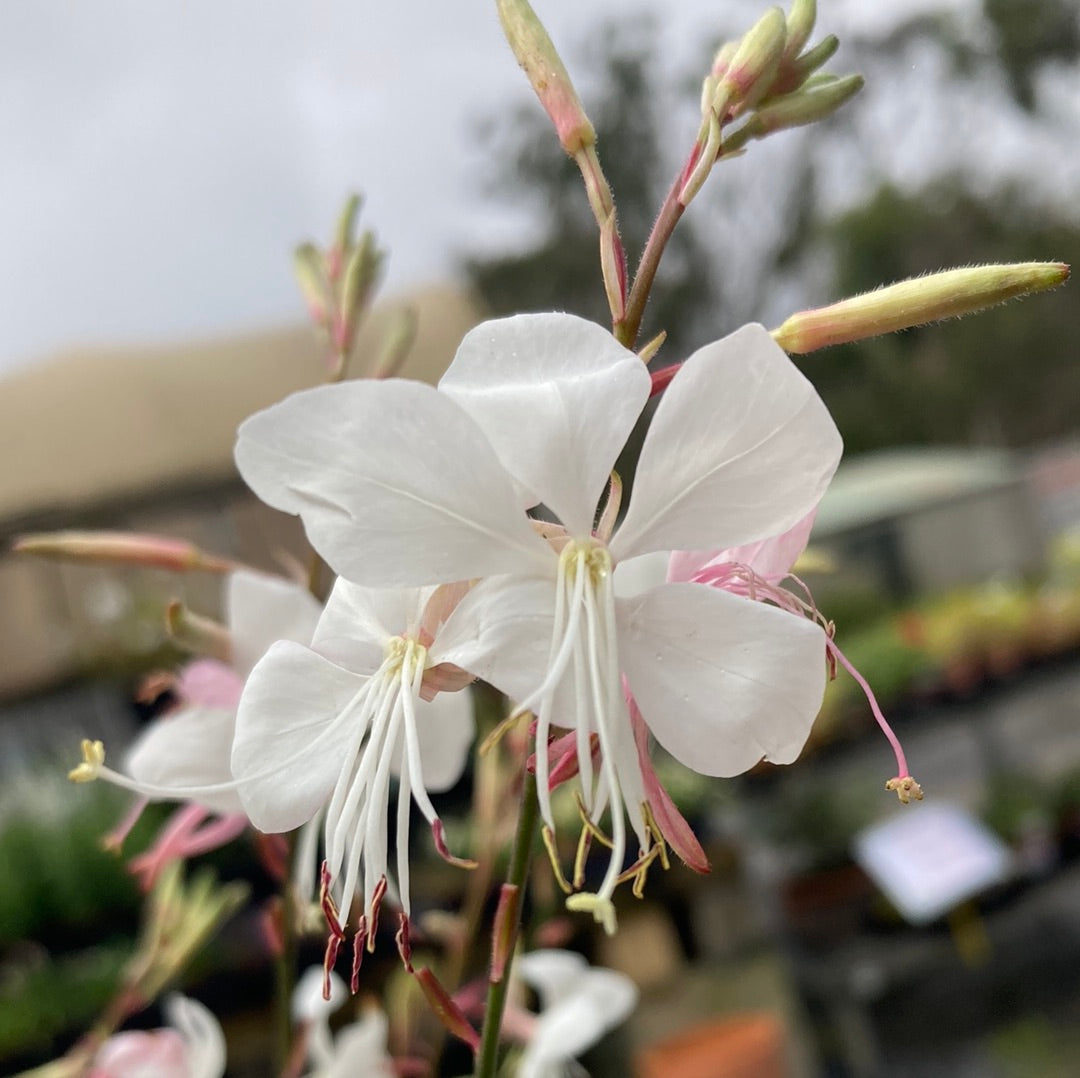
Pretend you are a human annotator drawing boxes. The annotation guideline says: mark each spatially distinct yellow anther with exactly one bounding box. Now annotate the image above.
[478,708,529,757]
[886,775,924,804]
[69,738,105,783]
[541,825,573,895]
[566,893,617,936]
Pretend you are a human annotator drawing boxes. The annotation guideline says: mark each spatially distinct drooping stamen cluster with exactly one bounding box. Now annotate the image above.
[512,538,654,933]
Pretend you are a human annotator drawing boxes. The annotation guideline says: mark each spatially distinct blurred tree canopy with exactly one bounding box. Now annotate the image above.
[807,183,1080,452]
[465,4,1078,454]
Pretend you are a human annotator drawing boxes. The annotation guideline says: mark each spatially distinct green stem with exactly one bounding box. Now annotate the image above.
[616,167,688,351]
[474,766,539,1078]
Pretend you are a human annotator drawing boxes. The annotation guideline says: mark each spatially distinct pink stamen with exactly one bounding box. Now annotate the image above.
[103,796,151,852]
[827,639,910,779]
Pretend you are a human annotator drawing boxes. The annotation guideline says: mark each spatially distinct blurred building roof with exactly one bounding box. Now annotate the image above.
[0,285,483,701]
[0,285,481,531]
[814,448,1024,537]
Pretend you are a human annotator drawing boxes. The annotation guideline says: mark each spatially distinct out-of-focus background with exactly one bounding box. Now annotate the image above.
[3,0,1080,1074]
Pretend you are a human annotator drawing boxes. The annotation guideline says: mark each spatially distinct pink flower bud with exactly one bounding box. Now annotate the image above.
[496,0,595,154]
[13,531,235,572]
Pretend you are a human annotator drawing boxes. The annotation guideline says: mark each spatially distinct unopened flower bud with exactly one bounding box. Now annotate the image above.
[497,0,595,154]
[338,230,384,352]
[13,530,235,573]
[772,262,1070,354]
[293,242,329,326]
[330,193,362,281]
[784,0,817,62]
[782,33,839,90]
[717,6,787,111]
[735,74,863,145]
[371,305,418,379]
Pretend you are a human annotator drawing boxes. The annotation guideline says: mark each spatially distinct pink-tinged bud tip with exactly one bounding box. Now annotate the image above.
[13,530,235,572]
[496,0,595,154]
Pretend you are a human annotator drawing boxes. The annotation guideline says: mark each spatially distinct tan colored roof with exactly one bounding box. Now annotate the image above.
[0,284,482,528]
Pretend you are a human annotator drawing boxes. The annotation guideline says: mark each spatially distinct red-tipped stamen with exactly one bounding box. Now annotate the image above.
[432,819,479,869]
[396,912,414,972]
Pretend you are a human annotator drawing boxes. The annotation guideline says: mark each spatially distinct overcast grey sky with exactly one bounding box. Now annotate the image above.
[0,0,1074,374]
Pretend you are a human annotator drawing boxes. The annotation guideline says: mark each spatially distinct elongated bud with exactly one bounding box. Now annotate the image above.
[294,242,329,326]
[338,230,384,353]
[784,0,816,61]
[13,530,235,573]
[371,305,418,379]
[718,7,787,110]
[723,74,863,154]
[496,0,595,154]
[782,33,839,89]
[331,193,362,280]
[772,262,1070,354]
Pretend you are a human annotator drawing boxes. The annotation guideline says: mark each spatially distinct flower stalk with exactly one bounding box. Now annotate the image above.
[475,765,539,1078]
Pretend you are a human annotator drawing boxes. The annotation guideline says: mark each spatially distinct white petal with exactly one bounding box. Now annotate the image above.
[612,551,670,599]
[126,708,244,816]
[611,324,842,561]
[669,507,818,584]
[311,578,427,673]
[411,688,475,793]
[431,574,557,708]
[162,994,227,1078]
[519,962,638,1075]
[516,949,587,1008]
[228,570,323,677]
[439,313,650,537]
[292,967,347,1023]
[618,583,827,776]
[235,379,550,586]
[232,641,363,832]
[321,1011,392,1078]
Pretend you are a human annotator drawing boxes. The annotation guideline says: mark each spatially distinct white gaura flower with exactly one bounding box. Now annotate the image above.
[514,949,637,1078]
[89,994,226,1078]
[235,313,842,930]
[292,967,394,1077]
[230,577,476,951]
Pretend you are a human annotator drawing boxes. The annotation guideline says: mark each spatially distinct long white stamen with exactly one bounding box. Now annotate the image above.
[396,755,413,918]
[326,672,397,880]
[533,551,587,828]
[582,571,626,902]
[400,644,439,824]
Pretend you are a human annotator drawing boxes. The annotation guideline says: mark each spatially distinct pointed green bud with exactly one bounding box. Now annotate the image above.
[340,229,384,345]
[496,0,595,154]
[754,74,863,135]
[371,305,418,379]
[293,241,329,325]
[784,33,839,88]
[771,262,1070,354]
[333,193,362,260]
